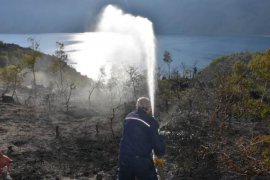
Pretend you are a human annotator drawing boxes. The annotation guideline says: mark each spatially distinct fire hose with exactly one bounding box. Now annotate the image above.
[153,155,166,180]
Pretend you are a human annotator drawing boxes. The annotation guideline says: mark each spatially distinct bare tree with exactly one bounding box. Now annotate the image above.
[88,68,105,108]
[163,51,173,79]
[192,61,198,78]
[180,62,192,78]
[180,62,186,78]
[51,42,69,93]
[24,37,41,97]
[126,66,143,101]
[64,83,76,112]
[108,98,122,140]
[171,67,180,80]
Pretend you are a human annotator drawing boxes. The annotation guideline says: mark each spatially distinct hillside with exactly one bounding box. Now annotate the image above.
[158,51,270,179]
[0,41,91,89]
[0,43,269,179]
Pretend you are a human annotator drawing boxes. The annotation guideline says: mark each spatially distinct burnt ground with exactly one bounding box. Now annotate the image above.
[0,100,215,180]
[1,99,269,180]
[0,102,121,180]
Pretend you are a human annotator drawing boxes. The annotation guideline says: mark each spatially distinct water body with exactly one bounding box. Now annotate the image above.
[1,33,270,76]
[156,35,270,68]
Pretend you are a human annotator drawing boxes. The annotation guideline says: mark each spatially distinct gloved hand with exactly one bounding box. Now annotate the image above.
[153,156,165,167]
[159,130,170,136]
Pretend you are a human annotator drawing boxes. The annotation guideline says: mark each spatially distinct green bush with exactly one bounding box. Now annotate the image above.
[210,55,230,66]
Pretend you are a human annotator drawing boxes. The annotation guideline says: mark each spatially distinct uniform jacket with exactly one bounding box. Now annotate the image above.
[119,109,165,160]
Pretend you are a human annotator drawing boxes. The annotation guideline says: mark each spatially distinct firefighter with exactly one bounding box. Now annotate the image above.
[118,97,165,180]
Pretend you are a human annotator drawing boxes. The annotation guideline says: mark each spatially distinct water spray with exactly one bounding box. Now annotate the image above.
[96,5,156,115]
[98,6,161,177]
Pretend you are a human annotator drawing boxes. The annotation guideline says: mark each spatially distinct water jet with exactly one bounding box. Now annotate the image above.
[96,5,157,114]
[68,5,157,113]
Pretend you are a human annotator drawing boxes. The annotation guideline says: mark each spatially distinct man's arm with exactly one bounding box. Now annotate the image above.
[150,122,165,157]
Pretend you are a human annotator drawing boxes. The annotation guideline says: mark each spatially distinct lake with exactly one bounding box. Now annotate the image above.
[1,33,270,78]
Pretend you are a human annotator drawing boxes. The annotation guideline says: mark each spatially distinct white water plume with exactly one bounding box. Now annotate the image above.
[68,5,156,114]
[96,5,156,114]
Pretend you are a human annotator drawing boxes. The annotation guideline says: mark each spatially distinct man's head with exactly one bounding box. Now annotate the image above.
[136,97,152,115]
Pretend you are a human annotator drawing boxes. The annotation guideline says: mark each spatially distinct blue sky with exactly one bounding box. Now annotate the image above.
[0,0,270,35]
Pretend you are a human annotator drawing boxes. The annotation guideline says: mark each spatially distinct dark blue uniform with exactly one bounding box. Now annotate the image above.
[118,109,165,180]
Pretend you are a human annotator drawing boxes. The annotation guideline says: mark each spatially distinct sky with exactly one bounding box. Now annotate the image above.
[0,0,270,35]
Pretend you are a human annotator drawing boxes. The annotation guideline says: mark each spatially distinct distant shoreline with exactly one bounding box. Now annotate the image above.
[1,33,270,73]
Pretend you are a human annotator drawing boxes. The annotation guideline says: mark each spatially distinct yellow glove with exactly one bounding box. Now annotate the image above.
[153,156,165,167]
